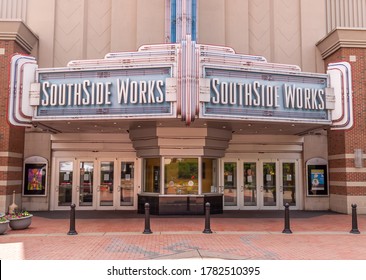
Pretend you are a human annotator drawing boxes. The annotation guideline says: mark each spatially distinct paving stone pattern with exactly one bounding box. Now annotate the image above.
[1,211,366,260]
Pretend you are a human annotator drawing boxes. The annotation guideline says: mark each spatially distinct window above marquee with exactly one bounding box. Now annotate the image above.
[166,0,197,43]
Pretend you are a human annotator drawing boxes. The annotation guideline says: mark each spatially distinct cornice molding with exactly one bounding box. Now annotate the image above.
[0,20,38,53]
[316,28,366,59]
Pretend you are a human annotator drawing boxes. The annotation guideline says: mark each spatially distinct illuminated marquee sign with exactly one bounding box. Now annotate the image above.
[8,40,352,129]
[200,67,330,123]
[36,67,174,119]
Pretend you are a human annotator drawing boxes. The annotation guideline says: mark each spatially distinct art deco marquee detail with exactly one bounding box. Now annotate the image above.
[8,36,353,130]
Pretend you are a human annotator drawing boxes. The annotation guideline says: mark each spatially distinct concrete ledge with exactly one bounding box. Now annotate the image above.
[0,20,38,53]
[316,28,366,59]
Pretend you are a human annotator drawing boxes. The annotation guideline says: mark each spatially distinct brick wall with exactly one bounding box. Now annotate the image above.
[0,40,26,200]
[325,47,366,197]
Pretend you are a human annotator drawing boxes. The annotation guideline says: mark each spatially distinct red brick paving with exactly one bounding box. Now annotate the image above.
[1,212,366,260]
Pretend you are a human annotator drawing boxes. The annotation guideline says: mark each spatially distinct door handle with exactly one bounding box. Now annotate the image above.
[260,186,263,192]
[117,186,121,192]
[240,186,244,192]
[76,186,80,192]
[280,186,283,192]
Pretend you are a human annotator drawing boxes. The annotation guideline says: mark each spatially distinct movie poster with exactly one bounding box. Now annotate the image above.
[307,165,328,196]
[23,163,47,195]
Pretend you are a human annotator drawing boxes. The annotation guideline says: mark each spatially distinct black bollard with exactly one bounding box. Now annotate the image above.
[203,202,213,234]
[282,203,292,234]
[67,203,78,235]
[143,203,153,234]
[350,204,360,234]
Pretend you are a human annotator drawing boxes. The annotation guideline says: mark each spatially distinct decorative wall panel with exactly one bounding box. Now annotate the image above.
[326,0,366,32]
[248,0,271,60]
[0,0,26,20]
[86,0,111,59]
[54,0,85,66]
[273,0,301,66]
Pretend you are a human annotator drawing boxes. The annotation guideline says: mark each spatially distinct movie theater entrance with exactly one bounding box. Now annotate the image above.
[52,157,138,211]
[222,156,300,210]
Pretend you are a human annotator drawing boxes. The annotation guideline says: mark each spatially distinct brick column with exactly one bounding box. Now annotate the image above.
[0,21,38,213]
[317,28,366,214]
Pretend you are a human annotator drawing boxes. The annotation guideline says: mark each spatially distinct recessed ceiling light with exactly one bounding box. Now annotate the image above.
[248,124,252,127]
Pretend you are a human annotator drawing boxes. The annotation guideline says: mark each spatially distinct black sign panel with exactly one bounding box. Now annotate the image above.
[307,165,328,196]
[23,163,47,196]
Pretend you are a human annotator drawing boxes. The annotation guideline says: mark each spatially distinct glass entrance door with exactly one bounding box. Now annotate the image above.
[77,161,95,209]
[56,160,74,209]
[97,159,137,209]
[53,157,138,210]
[281,161,297,207]
[223,158,300,210]
[98,161,115,208]
[223,162,238,208]
[118,161,135,207]
[242,162,258,208]
[240,160,280,209]
[261,161,278,208]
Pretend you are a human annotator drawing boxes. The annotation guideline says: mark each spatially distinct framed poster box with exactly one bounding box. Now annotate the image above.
[306,158,328,196]
[23,156,48,196]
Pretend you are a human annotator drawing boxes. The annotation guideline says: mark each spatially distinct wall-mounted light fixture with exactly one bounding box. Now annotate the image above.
[354,149,363,168]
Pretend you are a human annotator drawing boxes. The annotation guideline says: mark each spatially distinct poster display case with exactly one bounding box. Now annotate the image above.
[306,158,328,196]
[23,156,48,196]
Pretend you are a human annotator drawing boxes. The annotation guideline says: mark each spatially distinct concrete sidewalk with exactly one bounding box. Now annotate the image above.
[1,210,366,260]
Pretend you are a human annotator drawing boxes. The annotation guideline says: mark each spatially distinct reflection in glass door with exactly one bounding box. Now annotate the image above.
[78,161,94,207]
[243,162,257,207]
[282,162,296,206]
[99,161,114,207]
[262,162,277,207]
[58,161,73,207]
[119,162,134,206]
[223,162,237,207]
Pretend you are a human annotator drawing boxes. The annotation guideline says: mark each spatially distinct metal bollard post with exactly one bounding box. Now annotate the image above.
[282,203,292,234]
[67,203,78,235]
[143,203,153,234]
[350,204,360,234]
[203,202,213,234]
